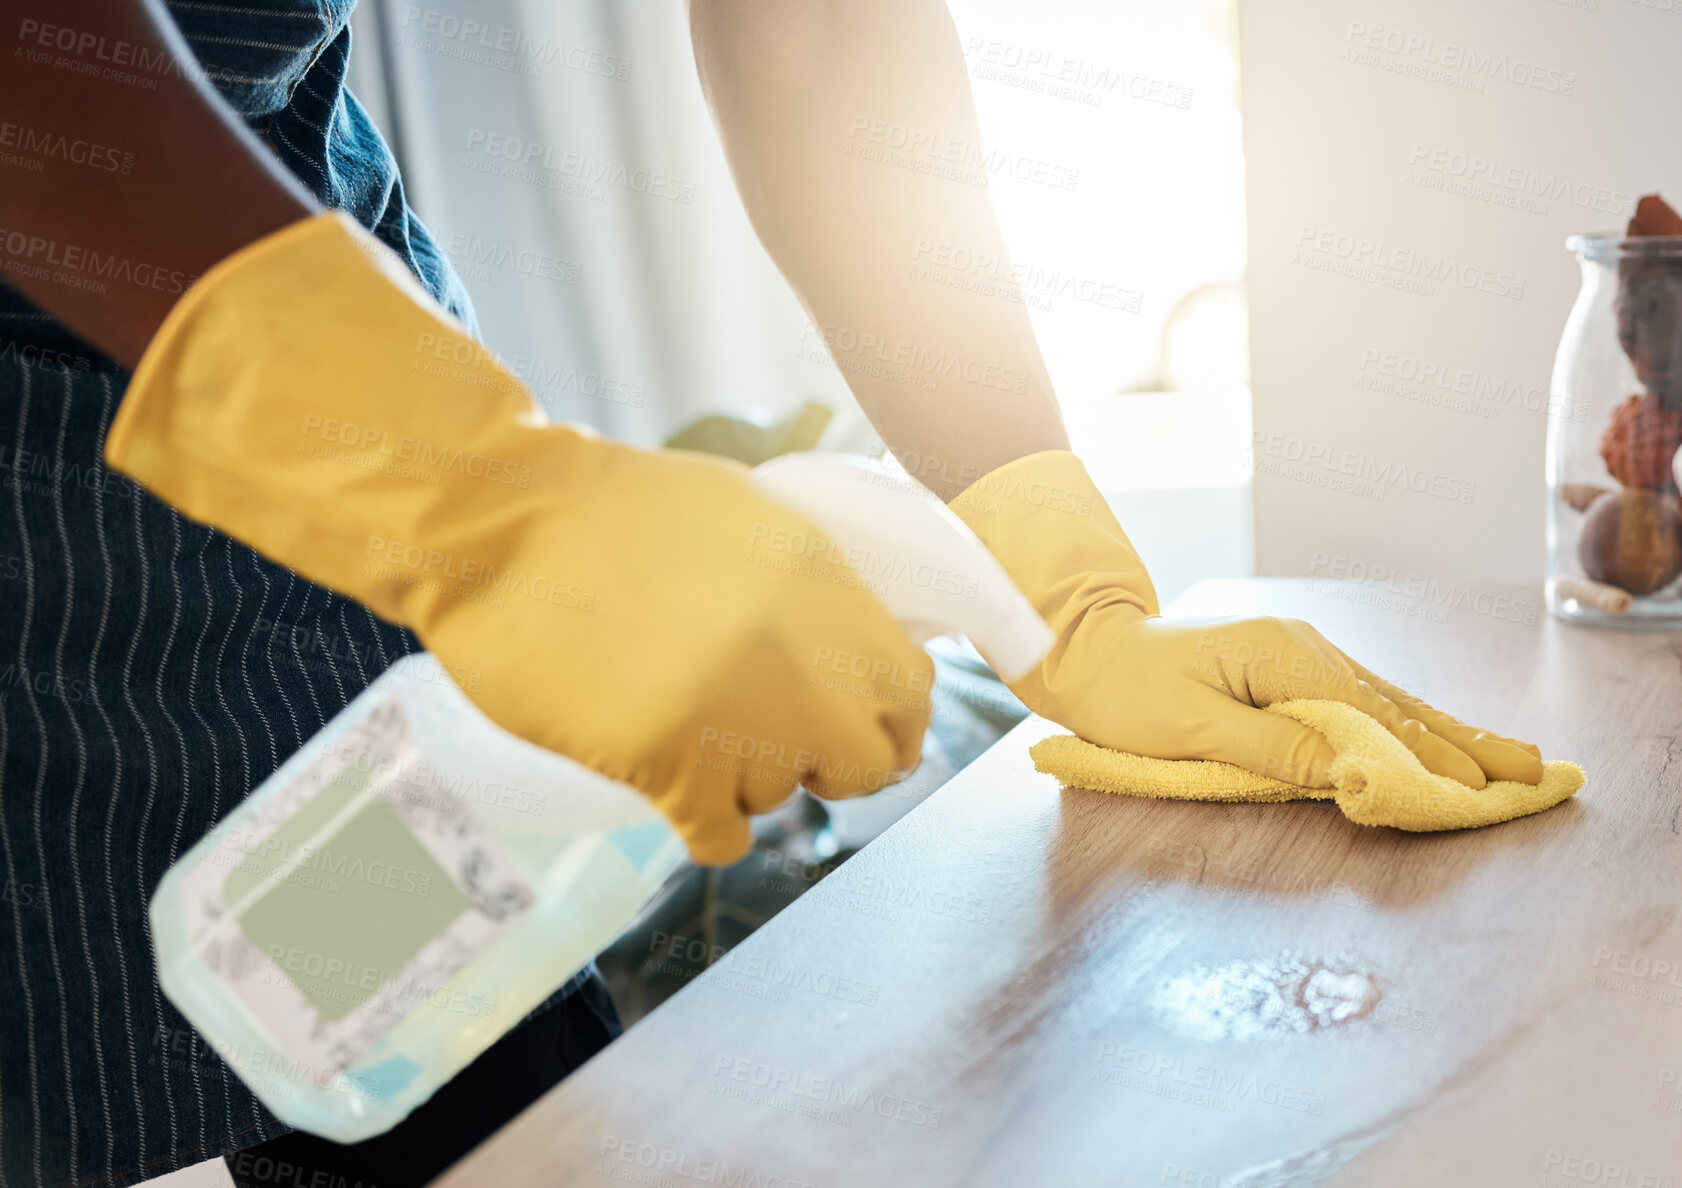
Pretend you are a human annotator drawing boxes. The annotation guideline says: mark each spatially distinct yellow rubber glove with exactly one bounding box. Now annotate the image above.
[950,451,1544,791]
[106,211,931,866]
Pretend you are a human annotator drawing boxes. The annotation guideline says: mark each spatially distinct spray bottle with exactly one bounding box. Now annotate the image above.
[149,452,1054,1142]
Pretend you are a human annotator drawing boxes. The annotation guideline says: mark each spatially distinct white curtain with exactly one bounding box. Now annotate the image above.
[352,0,871,449]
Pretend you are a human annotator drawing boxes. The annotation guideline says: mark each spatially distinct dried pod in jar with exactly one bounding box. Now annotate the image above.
[1577,488,1682,596]
[1629,194,1682,238]
[1560,482,1615,512]
[1599,392,1682,492]
[1616,195,1682,412]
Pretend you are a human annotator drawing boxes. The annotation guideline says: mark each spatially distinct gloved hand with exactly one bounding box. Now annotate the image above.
[951,450,1544,790]
[106,211,931,866]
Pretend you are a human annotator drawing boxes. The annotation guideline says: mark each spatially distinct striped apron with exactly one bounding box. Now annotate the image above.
[0,4,592,1184]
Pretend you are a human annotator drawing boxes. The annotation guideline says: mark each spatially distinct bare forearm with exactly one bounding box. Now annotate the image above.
[0,0,313,366]
[689,0,1069,499]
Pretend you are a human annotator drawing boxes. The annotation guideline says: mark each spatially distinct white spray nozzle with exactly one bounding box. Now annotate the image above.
[750,452,1055,683]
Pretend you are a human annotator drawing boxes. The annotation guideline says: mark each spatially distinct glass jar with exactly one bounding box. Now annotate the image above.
[1547,233,1682,627]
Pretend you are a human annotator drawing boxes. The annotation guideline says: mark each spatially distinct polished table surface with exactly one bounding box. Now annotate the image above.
[438,580,1682,1187]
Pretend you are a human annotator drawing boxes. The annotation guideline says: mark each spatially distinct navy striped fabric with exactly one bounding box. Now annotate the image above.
[0,4,581,1185]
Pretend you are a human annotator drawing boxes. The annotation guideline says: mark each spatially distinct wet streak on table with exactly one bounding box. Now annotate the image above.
[437,580,1682,1187]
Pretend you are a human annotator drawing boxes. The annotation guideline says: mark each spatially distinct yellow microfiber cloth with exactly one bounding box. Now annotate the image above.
[1030,699,1585,831]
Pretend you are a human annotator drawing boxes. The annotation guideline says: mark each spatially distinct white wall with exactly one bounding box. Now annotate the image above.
[1238,0,1682,582]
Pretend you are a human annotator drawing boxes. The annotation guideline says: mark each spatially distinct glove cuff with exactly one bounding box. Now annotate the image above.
[105,210,595,629]
[950,449,1160,620]
[108,211,537,472]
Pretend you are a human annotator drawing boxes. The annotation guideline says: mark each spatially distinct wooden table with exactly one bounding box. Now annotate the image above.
[438,580,1682,1187]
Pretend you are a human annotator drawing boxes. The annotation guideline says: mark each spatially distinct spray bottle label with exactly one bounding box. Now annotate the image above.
[179,694,534,1078]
